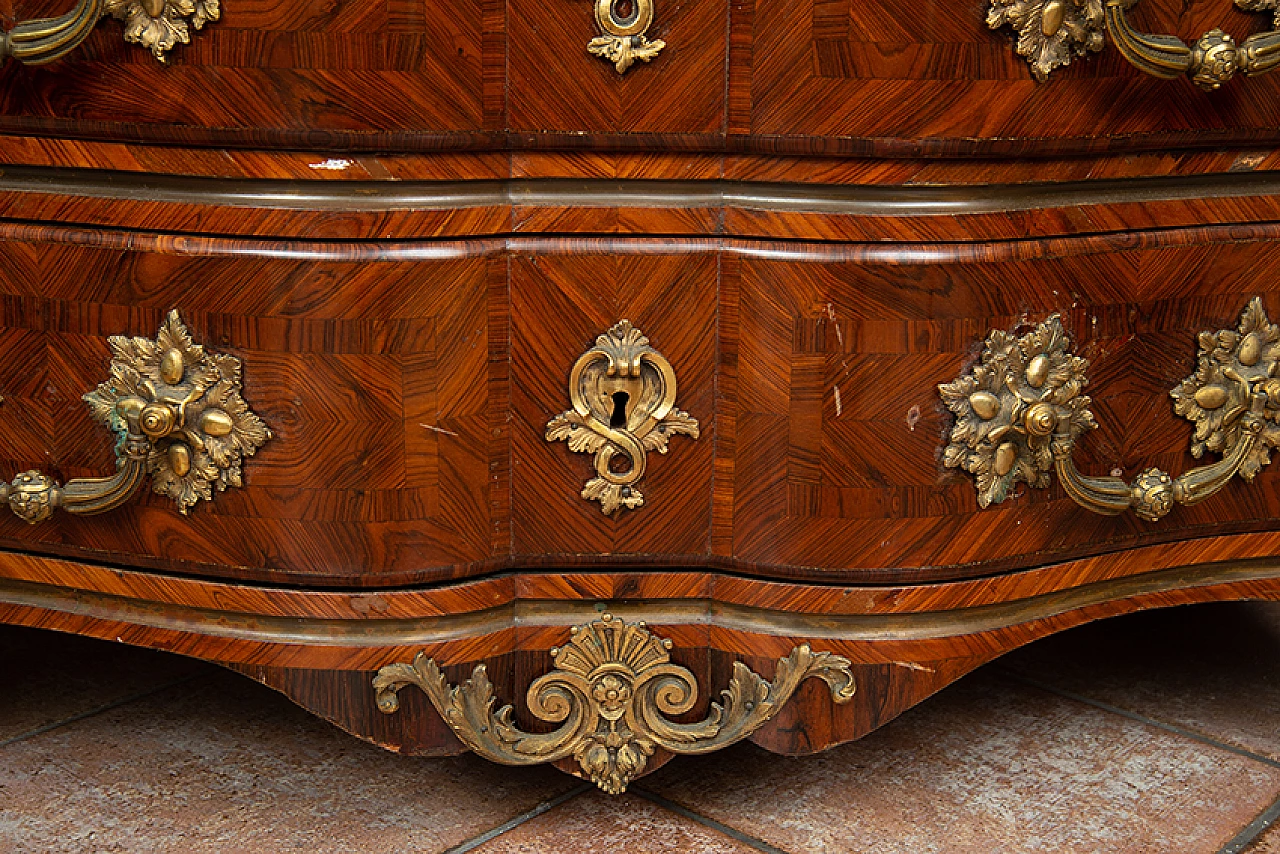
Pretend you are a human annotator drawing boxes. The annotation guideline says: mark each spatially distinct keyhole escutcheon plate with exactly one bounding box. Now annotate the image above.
[545,320,699,515]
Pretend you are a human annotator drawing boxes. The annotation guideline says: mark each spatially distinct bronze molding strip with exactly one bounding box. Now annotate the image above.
[7,167,1280,217]
[1,558,1278,651]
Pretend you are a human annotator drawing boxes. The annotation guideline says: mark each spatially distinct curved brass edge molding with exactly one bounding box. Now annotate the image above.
[990,0,1280,89]
[547,320,698,515]
[0,310,270,522]
[0,0,217,65]
[940,298,1280,521]
[588,0,664,74]
[373,614,855,793]
[13,168,1280,218]
[3,558,1279,649]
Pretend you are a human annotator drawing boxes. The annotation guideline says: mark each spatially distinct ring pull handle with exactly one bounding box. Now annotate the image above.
[1105,0,1280,90]
[1,0,218,65]
[939,298,1280,522]
[0,310,270,524]
[0,0,104,66]
[989,0,1280,89]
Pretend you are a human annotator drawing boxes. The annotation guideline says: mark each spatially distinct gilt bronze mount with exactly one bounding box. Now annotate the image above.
[0,310,270,523]
[988,0,1280,90]
[373,614,856,794]
[546,320,698,515]
[587,0,665,73]
[0,0,217,66]
[939,299,1280,521]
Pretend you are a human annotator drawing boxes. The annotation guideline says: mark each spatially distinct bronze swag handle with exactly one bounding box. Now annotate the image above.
[0,310,270,523]
[0,0,219,65]
[989,0,1280,89]
[939,299,1280,522]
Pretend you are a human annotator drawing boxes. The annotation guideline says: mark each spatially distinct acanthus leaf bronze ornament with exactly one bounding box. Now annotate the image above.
[0,310,270,523]
[0,0,216,66]
[587,0,665,74]
[104,0,219,62]
[940,300,1280,521]
[986,0,1107,81]
[546,320,698,515]
[989,0,1280,89]
[372,614,857,794]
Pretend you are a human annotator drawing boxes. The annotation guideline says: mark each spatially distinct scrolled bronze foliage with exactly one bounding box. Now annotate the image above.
[987,0,1107,81]
[1170,297,1280,481]
[373,614,856,794]
[546,320,698,515]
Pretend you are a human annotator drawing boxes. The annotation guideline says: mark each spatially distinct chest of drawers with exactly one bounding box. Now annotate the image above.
[1,0,1278,792]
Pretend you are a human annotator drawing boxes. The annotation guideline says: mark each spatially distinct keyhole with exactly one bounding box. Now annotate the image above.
[610,0,638,26]
[610,391,629,428]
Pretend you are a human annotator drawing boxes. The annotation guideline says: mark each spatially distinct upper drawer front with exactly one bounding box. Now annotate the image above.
[0,0,495,142]
[0,0,727,145]
[741,0,1280,153]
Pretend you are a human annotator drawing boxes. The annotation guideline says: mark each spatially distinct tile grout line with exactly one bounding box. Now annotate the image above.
[439,783,592,854]
[997,667,1280,770]
[1218,794,1280,854]
[632,787,793,854]
[0,671,210,750]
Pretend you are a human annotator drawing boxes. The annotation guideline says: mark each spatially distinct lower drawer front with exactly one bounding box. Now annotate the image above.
[0,224,1277,585]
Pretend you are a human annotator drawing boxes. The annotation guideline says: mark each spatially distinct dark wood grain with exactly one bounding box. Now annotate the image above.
[4,223,1280,583]
[5,0,1280,155]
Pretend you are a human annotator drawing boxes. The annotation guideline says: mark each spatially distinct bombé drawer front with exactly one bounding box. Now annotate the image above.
[0,228,502,586]
[509,249,717,561]
[727,229,1280,581]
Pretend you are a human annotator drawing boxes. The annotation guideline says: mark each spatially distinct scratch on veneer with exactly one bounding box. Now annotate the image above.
[420,423,461,437]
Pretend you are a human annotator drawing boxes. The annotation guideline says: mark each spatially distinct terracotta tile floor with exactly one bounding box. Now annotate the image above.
[2,601,1279,853]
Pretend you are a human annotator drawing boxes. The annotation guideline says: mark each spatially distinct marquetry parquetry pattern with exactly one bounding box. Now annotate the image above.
[6,0,1280,153]
[0,237,501,585]
[509,249,717,558]
[729,236,1280,580]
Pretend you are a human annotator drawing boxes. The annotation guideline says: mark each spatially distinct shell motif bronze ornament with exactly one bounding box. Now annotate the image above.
[373,614,857,794]
[940,299,1280,522]
[546,320,699,515]
[0,310,270,523]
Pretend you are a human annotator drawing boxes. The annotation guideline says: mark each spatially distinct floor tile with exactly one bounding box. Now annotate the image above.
[1001,601,1280,760]
[641,670,1280,854]
[0,668,579,854]
[0,624,211,742]
[472,790,763,853]
[1247,827,1280,853]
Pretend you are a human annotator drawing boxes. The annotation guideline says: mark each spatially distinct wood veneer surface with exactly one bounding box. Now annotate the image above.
[0,222,1279,585]
[2,0,1280,154]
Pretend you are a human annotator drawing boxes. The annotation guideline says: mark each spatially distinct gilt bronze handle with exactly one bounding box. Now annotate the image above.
[989,0,1280,89]
[0,0,218,65]
[939,299,1280,522]
[0,310,270,523]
